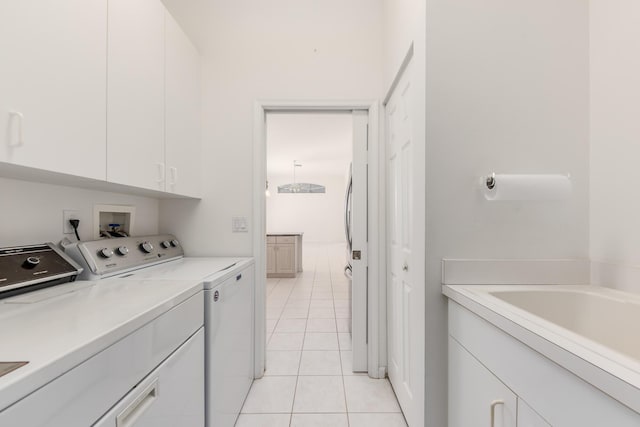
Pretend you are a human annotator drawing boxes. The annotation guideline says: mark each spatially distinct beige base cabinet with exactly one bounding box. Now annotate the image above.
[448,301,640,427]
[266,236,297,278]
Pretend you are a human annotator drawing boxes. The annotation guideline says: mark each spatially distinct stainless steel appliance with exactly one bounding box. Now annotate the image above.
[63,234,183,280]
[344,163,353,278]
[0,243,82,299]
[344,163,353,330]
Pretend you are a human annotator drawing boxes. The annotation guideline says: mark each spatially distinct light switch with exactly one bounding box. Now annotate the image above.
[232,216,249,233]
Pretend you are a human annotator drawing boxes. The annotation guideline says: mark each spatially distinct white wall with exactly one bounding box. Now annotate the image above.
[0,177,159,247]
[160,0,384,256]
[590,1,640,293]
[382,0,422,92]
[266,173,347,243]
[420,0,589,425]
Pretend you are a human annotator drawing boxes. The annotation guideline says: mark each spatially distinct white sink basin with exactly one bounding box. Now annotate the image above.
[443,284,640,416]
[489,288,640,361]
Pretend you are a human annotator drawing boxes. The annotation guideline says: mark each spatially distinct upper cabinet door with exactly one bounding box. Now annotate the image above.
[107,0,165,191]
[165,11,202,198]
[0,0,107,180]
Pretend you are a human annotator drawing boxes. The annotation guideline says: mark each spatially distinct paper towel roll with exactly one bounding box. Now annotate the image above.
[483,174,572,201]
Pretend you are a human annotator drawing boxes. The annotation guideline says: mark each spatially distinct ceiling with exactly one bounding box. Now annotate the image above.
[161,0,209,51]
[266,112,353,178]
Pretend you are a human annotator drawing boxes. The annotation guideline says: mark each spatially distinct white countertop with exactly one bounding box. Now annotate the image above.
[267,232,303,236]
[0,277,203,411]
[443,284,640,413]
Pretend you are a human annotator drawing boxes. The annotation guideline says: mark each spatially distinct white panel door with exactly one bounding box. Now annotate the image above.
[386,60,425,426]
[351,110,368,372]
[0,0,107,180]
[449,337,517,427]
[165,10,202,197]
[107,0,165,191]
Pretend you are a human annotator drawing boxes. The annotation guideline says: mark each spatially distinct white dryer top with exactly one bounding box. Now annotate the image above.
[111,257,254,289]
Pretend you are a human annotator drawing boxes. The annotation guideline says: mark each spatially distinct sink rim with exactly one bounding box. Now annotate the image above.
[445,284,640,382]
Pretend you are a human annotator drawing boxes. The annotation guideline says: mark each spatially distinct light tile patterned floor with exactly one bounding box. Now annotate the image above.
[236,243,407,427]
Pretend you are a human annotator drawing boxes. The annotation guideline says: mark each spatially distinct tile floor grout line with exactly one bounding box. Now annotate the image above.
[288,258,312,426]
[242,244,406,426]
[330,253,351,427]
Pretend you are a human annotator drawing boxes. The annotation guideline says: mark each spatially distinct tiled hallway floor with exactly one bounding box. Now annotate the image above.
[236,243,407,427]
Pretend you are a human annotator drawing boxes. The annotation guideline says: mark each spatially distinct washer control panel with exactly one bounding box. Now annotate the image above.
[65,234,184,279]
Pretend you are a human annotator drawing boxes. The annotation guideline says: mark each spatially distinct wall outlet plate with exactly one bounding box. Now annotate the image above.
[63,210,80,234]
[232,216,249,233]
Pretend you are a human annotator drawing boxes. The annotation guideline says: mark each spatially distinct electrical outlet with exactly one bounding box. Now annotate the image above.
[232,216,249,233]
[63,210,80,234]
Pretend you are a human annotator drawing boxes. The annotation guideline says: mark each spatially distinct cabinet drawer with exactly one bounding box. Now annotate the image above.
[276,236,296,244]
[94,328,205,427]
[266,236,276,244]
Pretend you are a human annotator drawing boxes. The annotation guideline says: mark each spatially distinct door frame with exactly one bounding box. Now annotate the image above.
[252,100,386,379]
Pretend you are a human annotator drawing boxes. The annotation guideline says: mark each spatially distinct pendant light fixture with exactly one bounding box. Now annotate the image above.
[277,160,326,194]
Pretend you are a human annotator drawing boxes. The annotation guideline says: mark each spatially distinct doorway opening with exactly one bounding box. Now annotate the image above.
[264,111,357,369]
[252,101,385,382]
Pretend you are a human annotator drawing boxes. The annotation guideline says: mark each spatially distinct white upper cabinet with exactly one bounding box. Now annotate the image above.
[0,0,107,180]
[165,11,202,198]
[107,0,165,192]
[0,0,201,197]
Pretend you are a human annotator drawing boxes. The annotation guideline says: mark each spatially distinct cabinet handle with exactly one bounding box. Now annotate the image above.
[490,400,504,427]
[169,166,178,187]
[236,273,242,281]
[156,163,165,184]
[9,111,24,147]
[116,378,159,427]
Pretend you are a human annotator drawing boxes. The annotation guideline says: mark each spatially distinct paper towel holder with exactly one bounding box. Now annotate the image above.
[485,172,496,190]
[485,172,572,190]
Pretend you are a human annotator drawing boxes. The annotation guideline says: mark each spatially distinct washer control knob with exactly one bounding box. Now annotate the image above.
[23,256,40,269]
[170,239,180,248]
[160,240,171,249]
[116,246,129,256]
[140,242,154,254]
[99,248,114,258]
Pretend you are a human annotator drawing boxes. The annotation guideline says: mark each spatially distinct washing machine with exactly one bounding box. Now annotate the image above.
[65,234,254,427]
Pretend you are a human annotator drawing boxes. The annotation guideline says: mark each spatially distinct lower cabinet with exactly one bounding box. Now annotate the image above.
[266,236,297,278]
[449,336,550,427]
[448,300,640,427]
[518,399,551,427]
[94,328,205,427]
[449,336,517,427]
